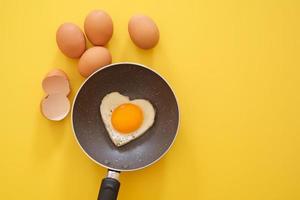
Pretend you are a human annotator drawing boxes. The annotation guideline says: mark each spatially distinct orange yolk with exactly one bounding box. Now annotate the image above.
[111,103,143,134]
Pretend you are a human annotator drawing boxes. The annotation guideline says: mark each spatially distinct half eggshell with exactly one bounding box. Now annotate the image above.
[41,94,70,121]
[46,69,69,79]
[42,69,70,96]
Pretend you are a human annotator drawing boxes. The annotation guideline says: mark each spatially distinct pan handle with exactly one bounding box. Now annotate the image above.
[98,170,121,200]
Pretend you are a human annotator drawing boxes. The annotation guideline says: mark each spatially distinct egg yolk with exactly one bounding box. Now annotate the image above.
[111,103,143,134]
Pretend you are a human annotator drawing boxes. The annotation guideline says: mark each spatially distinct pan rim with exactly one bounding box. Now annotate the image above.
[71,62,180,172]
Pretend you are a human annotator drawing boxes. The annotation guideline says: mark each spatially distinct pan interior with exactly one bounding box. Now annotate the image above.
[72,63,179,171]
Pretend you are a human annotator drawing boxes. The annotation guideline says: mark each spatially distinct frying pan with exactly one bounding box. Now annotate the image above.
[71,62,179,200]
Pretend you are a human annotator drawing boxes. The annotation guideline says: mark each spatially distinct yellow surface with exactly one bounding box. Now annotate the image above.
[1,0,300,199]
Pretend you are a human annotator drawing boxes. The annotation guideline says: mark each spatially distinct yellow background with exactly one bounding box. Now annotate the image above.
[1,0,299,199]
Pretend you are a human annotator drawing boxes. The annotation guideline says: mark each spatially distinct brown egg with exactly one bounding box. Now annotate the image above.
[78,46,112,77]
[84,10,113,45]
[56,23,86,58]
[128,15,160,49]
[42,69,70,96]
[41,94,70,121]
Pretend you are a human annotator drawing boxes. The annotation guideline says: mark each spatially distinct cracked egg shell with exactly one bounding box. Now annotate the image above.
[40,93,70,121]
[42,69,70,96]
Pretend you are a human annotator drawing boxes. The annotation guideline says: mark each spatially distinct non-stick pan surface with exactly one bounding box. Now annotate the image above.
[72,63,179,171]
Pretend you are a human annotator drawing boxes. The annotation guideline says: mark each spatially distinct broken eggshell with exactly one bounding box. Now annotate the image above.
[41,93,70,121]
[46,69,69,79]
[42,69,70,96]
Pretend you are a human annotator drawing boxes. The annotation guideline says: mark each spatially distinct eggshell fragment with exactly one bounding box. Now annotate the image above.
[42,69,70,96]
[128,15,160,49]
[41,94,70,121]
[78,46,112,77]
[56,23,86,58]
[46,69,68,80]
[84,10,113,45]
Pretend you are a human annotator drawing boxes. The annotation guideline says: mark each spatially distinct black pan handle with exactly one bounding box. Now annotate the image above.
[98,170,121,200]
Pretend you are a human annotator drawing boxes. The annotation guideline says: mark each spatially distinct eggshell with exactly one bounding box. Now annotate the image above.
[41,94,70,121]
[78,46,112,77]
[84,10,113,45]
[42,69,70,96]
[46,69,68,80]
[56,23,86,58]
[128,15,160,49]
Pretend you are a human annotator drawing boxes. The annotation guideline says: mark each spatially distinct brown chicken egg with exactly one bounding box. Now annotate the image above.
[84,10,113,46]
[128,15,160,49]
[42,69,70,96]
[41,93,70,121]
[78,46,112,77]
[56,23,86,58]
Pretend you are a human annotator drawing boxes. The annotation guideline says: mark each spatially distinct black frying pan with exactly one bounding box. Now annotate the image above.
[71,62,179,200]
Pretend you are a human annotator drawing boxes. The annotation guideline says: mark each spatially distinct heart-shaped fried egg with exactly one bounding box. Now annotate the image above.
[100,92,155,146]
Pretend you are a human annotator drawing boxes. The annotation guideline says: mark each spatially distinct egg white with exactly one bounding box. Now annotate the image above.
[100,92,155,147]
